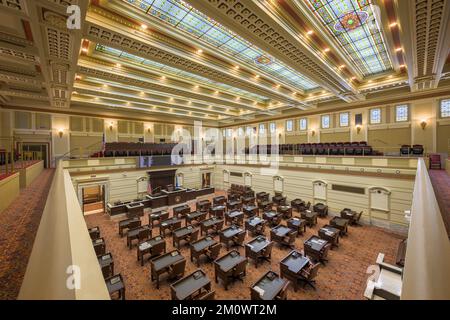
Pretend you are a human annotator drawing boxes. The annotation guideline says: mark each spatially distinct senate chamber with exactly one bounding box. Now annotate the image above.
[0,0,449,301]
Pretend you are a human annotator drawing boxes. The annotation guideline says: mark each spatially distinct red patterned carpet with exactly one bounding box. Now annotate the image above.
[85,193,405,300]
[0,169,55,300]
[428,169,450,238]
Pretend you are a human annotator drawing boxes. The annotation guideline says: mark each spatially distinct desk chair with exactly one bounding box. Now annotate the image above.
[197,290,215,300]
[168,260,186,281]
[281,230,298,249]
[300,262,320,290]
[275,281,290,300]
[205,243,221,262]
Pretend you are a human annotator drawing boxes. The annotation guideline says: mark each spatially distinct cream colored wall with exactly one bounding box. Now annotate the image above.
[0,173,20,213]
[52,115,70,160]
[19,161,44,188]
[214,164,414,233]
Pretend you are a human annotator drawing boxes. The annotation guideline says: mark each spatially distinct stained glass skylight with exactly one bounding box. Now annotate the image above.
[305,0,393,76]
[124,0,319,91]
[95,44,269,103]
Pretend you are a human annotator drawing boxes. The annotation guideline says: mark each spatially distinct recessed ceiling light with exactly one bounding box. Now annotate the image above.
[276,84,281,88]
[368,80,373,83]
[141,24,148,30]
[399,64,406,69]
[215,90,219,94]
[161,76,166,80]
[234,65,240,70]
[322,90,326,94]
[116,63,121,67]
[339,65,345,69]
[235,97,240,101]
[350,77,356,81]
[389,22,398,28]
[197,49,203,54]
[306,30,314,35]
[255,74,260,78]
[395,47,403,52]
[75,75,81,80]
[103,84,108,88]
[292,92,297,95]
[323,48,330,53]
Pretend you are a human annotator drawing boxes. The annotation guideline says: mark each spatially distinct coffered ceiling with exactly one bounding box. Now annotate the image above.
[0,0,449,126]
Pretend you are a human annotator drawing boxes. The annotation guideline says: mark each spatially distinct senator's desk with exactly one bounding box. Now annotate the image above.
[330,216,349,236]
[89,226,100,240]
[227,200,242,211]
[173,225,197,248]
[200,217,224,236]
[162,188,187,206]
[251,271,289,300]
[150,250,185,289]
[256,192,269,202]
[190,236,217,266]
[185,211,207,225]
[287,217,307,235]
[92,237,105,256]
[146,193,168,209]
[277,205,292,219]
[127,225,151,249]
[280,250,310,291]
[263,210,281,226]
[224,210,244,226]
[196,199,211,212]
[301,210,318,227]
[126,202,144,218]
[185,187,215,201]
[210,205,226,218]
[214,250,247,290]
[118,217,141,237]
[242,196,256,206]
[173,204,190,218]
[290,199,305,212]
[243,205,258,218]
[137,235,166,266]
[245,216,266,236]
[106,274,125,300]
[98,253,114,278]
[304,236,329,263]
[107,201,132,216]
[259,200,273,212]
[170,270,212,300]
[318,225,340,248]
[270,225,293,244]
[149,210,169,228]
[219,225,244,249]
[341,209,357,224]
[272,194,286,206]
[160,217,183,236]
[245,236,272,268]
[213,195,226,206]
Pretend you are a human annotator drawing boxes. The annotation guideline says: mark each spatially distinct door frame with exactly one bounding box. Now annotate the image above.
[77,180,110,214]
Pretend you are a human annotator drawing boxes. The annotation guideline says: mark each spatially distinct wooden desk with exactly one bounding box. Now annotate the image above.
[227,200,242,211]
[224,210,244,226]
[280,250,310,292]
[93,237,106,256]
[318,225,340,248]
[137,235,166,266]
[185,211,207,225]
[170,269,212,300]
[126,202,144,218]
[214,250,247,290]
[173,204,190,219]
[160,217,183,236]
[213,196,226,206]
[88,226,100,240]
[219,225,244,249]
[313,203,328,217]
[301,210,318,227]
[277,205,293,219]
[148,210,169,228]
[196,199,211,212]
[146,193,168,209]
[330,216,349,236]
[118,217,141,237]
[210,205,226,218]
[150,250,185,289]
[190,236,217,266]
[251,271,289,300]
[270,225,294,245]
[245,216,266,236]
[162,188,187,206]
[272,194,286,206]
[340,209,357,224]
[263,210,282,226]
[245,236,272,268]
[201,217,224,236]
[106,274,125,300]
[173,225,197,248]
[127,225,151,249]
[287,217,307,235]
[290,199,305,212]
[304,236,330,264]
[98,253,114,278]
[107,201,131,216]
[242,196,256,206]
[243,205,258,218]
[256,192,269,202]
[259,200,273,212]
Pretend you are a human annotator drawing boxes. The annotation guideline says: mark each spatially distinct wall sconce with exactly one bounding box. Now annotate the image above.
[109,122,114,131]
[147,128,151,134]
[58,129,64,138]
[356,125,362,134]
[311,130,315,137]
[420,120,427,130]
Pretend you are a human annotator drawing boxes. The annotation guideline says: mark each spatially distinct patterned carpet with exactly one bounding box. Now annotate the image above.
[0,169,55,300]
[428,169,450,238]
[85,192,405,300]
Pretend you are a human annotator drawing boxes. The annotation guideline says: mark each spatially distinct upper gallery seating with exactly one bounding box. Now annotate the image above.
[246,142,377,156]
[101,142,179,157]
[400,144,424,156]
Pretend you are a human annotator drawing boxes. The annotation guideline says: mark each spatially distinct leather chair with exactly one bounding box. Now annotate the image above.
[206,243,221,262]
[168,259,186,281]
[228,259,247,284]
[300,262,321,290]
[400,145,411,156]
[281,230,298,249]
[412,144,424,155]
[232,231,246,247]
[275,281,290,300]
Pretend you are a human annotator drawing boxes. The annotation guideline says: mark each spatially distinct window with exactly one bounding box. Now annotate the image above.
[339,112,349,127]
[321,115,330,128]
[222,129,226,137]
[395,105,409,122]
[370,108,381,124]
[226,128,232,137]
[299,118,307,131]
[269,122,276,134]
[237,127,244,136]
[246,126,253,136]
[441,99,450,118]
[259,123,266,134]
[286,120,293,132]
